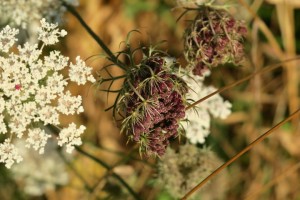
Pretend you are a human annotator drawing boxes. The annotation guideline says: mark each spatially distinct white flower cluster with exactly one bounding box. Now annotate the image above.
[182,73,232,144]
[0,0,79,28]
[38,18,67,45]
[58,123,86,153]
[0,139,23,168]
[0,19,95,168]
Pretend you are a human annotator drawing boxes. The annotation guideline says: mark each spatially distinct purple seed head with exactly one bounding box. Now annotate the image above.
[183,6,247,76]
[119,53,188,156]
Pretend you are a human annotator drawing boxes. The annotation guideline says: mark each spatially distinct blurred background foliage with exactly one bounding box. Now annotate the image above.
[1,0,300,199]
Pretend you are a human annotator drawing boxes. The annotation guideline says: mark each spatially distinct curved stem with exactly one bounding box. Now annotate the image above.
[75,147,142,200]
[100,75,127,82]
[47,124,141,200]
[62,1,126,69]
[181,108,300,200]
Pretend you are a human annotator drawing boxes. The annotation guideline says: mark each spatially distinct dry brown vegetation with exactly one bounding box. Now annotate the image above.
[2,0,300,199]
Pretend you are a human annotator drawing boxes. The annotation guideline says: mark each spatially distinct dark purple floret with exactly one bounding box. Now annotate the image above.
[120,55,187,156]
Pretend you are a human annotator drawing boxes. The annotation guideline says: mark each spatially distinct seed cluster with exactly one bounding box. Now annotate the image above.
[118,55,188,156]
[184,6,247,76]
[158,145,228,199]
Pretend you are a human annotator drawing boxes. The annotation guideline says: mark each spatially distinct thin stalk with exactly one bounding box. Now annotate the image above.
[62,1,126,70]
[48,124,141,200]
[245,162,300,200]
[83,141,153,167]
[186,56,300,110]
[58,151,94,193]
[127,80,145,102]
[100,75,127,82]
[75,147,142,200]
[181,108,300,200]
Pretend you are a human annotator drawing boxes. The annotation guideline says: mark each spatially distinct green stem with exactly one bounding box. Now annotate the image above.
[62,1,126,69]
[75,146,142,200]
[93,144,153,166]
[100,75,127,82]
[47,124,141,199]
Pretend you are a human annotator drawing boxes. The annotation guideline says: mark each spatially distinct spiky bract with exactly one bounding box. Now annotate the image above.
[117,50,188,156]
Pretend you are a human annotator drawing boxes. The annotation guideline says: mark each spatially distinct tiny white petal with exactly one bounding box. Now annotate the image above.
[0,25,19,52]
[38,18,67,45]
[58,123,85,153]
[0,139,23,168]
[69,56,96,85]
[26,128,52,154]
[57,91,84,115]
[182,73,232,144]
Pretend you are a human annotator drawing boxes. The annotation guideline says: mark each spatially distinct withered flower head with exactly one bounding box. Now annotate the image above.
[183,6,247,76]
[158,144,228,199]
[117,50,188,157]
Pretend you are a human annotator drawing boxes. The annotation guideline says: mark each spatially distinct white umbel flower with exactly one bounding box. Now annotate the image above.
[57,91,84,115]
[69,56,96,85]
[182,73,232,144]
[26,128,52,154]
[46,72,68,95]
[0,139,23,168]
[8,116,28,138]
[38,18,67,45]
[0,20,94,168]
[0,25,19,53]
[44,50,69,71]
[39,106,60,126]
[58,123,85,153]
[35,86,56,106]
[17,43,41,64]
[183,109,211,144]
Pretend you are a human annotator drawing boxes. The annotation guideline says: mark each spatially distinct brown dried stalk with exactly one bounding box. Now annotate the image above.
[186,56,300,110]
[181,108,300,199]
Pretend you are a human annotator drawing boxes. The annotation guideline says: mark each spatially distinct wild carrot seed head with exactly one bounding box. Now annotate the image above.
[183,6,247,76]
[118,51,188,156]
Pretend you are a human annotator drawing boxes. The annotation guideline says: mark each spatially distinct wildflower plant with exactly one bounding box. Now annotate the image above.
[183,4,247,75]
[0,19,95,168]
[99,46,188,157]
